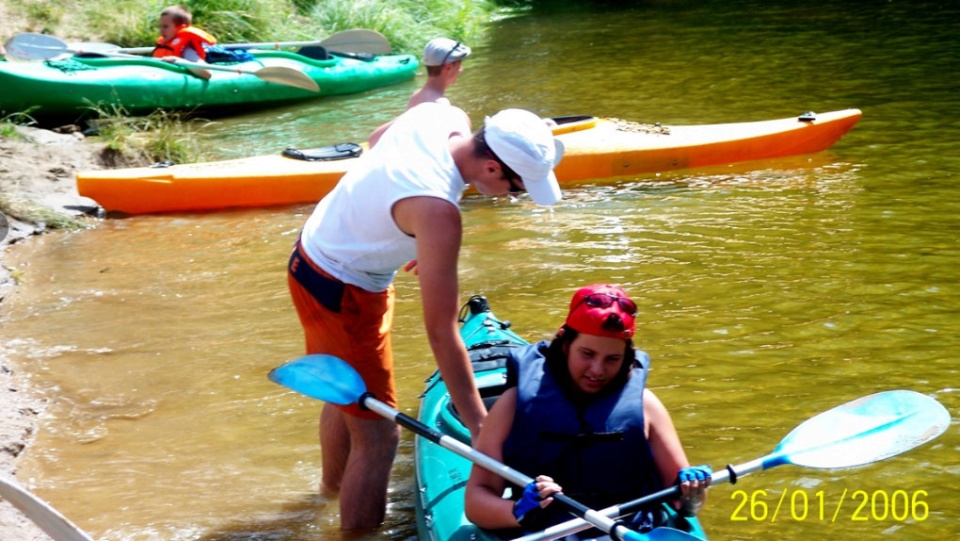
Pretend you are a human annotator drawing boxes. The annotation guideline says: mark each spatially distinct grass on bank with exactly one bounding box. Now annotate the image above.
[84,104,214,167]
[7,0,526,56]
[0,107,211,227]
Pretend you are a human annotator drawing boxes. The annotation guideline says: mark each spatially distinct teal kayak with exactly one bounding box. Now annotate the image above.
[414,295,709,541]
[0,49,417,123]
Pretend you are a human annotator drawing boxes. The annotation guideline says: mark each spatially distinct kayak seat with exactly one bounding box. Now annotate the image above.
[449,386,507,423]
[551,115,593,125]
[73,51,110,58]
[467,341,518,373]
[296,45,332,61]
[549,115,598,135]
[329,51,377,62]
[282,143,363,161]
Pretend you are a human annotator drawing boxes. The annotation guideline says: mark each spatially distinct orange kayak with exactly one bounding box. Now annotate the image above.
[77,109,861,215]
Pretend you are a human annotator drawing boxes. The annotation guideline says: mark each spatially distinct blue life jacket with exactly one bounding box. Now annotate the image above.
[503,341,662,517]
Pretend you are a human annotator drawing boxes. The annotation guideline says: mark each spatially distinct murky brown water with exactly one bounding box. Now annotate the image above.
[2,1,958,540]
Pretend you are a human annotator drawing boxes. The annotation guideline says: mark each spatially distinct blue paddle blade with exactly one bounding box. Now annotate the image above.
[268,354,365,406]
[769,390,951,469]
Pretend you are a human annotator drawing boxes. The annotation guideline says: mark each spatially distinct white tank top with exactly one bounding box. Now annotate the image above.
[300,102,470,291]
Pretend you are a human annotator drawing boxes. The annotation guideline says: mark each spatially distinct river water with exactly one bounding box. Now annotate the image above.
[2,1,958,540]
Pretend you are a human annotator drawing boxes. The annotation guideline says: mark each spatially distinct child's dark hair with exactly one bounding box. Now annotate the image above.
[161,5,192,26]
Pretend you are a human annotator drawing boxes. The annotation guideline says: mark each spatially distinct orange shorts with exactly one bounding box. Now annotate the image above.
[287,241,396,419]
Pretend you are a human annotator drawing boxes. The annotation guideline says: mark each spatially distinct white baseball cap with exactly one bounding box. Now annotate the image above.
[423,38,471,67]
[485,109,564,206]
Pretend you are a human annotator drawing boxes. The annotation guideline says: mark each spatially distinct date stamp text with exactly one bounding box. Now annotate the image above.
[730,489,929,522]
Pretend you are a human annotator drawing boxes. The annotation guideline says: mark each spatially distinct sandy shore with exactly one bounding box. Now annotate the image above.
[0,126,119,539]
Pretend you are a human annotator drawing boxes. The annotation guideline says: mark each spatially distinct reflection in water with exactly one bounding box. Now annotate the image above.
[2,1,959,540]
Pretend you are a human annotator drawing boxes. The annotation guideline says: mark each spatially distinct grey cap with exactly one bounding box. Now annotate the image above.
[422,38,471,67]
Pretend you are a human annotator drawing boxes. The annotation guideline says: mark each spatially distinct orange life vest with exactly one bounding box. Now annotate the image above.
[152,25,217,60]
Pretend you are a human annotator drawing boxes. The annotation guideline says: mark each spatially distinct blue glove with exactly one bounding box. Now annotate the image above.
[676,465,712,484]
[512,481,541,522]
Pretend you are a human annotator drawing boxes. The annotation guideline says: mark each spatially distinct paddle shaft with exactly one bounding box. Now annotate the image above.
[118,40,325,55]
[103,29,391,56]
[360,394,642,541]
[9,29,390,56]
[0,477,94,541]
[107,42,375,62]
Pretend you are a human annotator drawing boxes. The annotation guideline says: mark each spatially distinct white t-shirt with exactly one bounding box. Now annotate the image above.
[300,102,470,291]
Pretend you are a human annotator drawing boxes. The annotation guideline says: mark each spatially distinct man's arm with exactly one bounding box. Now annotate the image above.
[465,389,520,528]
[393,196,487,436]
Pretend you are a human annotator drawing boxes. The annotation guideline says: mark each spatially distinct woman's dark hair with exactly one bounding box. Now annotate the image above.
[544,325,637,401]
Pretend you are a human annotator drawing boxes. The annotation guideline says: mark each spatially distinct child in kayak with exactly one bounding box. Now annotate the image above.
[153,5,217,63]
[464,284,711,536]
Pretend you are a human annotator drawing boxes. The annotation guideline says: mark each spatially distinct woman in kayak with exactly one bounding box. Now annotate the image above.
[464,283,711,536]
[152,5,217,62]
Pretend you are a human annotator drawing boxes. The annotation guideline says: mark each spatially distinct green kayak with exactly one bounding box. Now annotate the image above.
[0,49,417,123]
[414,295,709,541]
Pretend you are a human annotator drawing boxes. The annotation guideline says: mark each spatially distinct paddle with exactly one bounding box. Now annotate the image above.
[269,354,651,541]
[513,389,952,541]
[0,476,94,541]
[66,40,374,62]
[166,59,319,91]
[4,33,212,79]
[66,28,392,57]
[4,33,320,92]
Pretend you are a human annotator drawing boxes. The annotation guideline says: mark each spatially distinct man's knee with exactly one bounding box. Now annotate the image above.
[349,417,400,455]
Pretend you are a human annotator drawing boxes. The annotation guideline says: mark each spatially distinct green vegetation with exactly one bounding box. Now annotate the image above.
[0,111,35,139]
[85,104,214,166]
[5,0,529,56]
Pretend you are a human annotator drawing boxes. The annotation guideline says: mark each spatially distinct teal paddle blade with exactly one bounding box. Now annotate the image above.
[769,390,950,469]
[268,354,365,405]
